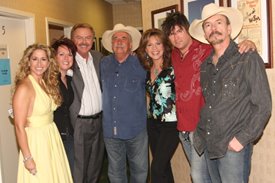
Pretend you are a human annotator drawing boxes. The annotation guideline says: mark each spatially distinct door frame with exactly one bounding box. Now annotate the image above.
[0,6,35,183]
[0,6,35,46]
[45,17,73,45]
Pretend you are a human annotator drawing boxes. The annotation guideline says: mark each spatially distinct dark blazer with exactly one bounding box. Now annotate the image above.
[70,50,103,128]
[54,75,74,135]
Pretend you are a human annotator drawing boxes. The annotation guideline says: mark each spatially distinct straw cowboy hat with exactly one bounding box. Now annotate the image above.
[101,23,141,53]
[189,3,243,44]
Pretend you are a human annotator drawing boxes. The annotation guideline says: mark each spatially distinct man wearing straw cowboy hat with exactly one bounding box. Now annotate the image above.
[161,6,256,183]
[189,3,271,183]
[100,24,148,183]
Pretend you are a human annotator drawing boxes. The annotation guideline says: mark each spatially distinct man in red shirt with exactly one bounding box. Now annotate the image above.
[162,12,255,183]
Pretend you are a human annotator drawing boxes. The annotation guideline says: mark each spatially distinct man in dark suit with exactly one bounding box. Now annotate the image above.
[70,23,104,183]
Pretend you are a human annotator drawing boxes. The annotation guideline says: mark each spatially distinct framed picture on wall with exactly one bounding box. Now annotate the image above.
[99,37,111,56]
[151,5,178,29]
[180,0,223,23]
[227,0,273,68]
[91,37,97,50]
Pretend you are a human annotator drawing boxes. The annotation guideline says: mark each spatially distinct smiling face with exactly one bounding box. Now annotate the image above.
[72,27,93,59]
[145,35,164,62]
[56,45,74,73]
[112,31,132,56]
[168,25,192,53]
[29,49,50,78]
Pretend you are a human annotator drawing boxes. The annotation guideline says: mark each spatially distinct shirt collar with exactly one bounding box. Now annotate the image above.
[206,39,238,65]
[112,53,131,64]
[76,52,92,63]
[173,39,200,57]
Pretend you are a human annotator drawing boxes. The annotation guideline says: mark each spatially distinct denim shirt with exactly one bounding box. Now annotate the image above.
[146,67,177,122]
[194,40,272,159]
[100,54,147,139]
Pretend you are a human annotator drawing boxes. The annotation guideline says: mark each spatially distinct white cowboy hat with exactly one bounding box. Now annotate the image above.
[189,3,243,44]
[101,23,141,53]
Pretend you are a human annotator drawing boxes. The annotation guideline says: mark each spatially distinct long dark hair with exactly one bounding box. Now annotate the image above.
[137,28,172,71]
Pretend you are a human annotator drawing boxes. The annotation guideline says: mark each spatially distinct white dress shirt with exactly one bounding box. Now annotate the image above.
[75,52,102,115]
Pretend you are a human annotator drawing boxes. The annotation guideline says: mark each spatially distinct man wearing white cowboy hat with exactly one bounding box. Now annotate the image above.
[161,6,256,183]
[100,23,148,183]
[189,3,271,183]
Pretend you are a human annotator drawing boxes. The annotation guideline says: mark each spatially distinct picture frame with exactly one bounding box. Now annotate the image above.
[180,0,224,23]
[91,37,97,51]
[151,5,178,29]
[227,0,273,68]
[99,37,102,52]
[98,37,111,56]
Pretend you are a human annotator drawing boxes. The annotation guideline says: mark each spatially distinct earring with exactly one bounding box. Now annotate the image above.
[145,53,150,60]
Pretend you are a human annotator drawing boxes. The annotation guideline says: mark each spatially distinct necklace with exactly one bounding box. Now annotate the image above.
[153,68,159,76]
[150,68,160,83]
[180,50,189,60]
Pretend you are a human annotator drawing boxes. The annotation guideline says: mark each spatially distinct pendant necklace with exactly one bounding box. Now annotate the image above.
[153,68,159,76]
[151,67,160,83]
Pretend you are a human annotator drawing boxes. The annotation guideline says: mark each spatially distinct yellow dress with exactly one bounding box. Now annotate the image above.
[17,75,73,183]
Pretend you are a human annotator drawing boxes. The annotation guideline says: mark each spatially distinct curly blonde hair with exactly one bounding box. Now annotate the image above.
[13,43,62,106]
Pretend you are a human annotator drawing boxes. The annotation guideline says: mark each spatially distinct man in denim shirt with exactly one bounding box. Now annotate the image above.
[100,24,148,183]
[189,3,271,183]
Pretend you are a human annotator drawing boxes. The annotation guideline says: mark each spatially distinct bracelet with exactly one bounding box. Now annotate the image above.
[23,155,33,163]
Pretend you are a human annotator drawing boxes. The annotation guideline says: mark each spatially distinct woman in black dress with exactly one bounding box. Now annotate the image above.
[52,38,77,173]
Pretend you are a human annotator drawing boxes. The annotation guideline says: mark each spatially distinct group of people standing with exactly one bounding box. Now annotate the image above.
[12,3,271,183]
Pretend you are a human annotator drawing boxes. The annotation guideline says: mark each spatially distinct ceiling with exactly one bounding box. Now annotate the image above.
[104,0,140,4]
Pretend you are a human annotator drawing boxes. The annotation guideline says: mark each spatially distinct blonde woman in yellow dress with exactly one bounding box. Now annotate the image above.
[12,44,73,183]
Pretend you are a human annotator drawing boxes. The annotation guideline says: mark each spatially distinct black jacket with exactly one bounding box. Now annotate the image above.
[54,75,74,136]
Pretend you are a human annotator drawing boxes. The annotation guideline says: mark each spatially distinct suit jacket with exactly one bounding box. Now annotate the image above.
[70,50,103,128]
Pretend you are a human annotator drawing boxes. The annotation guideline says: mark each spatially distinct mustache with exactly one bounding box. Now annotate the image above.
[209,31,222,38]
[115,45,125,48]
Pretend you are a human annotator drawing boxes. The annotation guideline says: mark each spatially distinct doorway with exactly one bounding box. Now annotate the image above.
[45,17,73,45]
[0,6,35,183]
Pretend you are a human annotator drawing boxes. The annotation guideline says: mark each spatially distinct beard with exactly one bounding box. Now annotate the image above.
[207,31,224,45]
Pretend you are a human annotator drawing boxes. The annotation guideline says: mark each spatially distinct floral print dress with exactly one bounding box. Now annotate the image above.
[146,66,177,122]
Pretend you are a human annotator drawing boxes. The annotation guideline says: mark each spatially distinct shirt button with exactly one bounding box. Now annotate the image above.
[209,105,212,109]
[207,132,210,135]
